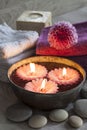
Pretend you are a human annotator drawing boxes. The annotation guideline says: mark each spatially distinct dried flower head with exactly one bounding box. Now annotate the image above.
[48,21,78,50]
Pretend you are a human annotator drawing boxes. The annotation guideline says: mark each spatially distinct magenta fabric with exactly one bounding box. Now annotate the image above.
[36,21,87,56]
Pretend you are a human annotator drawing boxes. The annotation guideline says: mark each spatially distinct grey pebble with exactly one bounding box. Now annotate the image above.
[81,80,87,98]
[69,115,83,128]
[74,99,87,118]
[6,103,32,122]
[49,109,68,122]
[28,115,47,128]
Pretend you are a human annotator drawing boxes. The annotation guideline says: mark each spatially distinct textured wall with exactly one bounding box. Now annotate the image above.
[0,0,87,28]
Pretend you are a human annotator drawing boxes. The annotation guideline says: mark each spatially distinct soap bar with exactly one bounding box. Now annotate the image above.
[16,11,52,34]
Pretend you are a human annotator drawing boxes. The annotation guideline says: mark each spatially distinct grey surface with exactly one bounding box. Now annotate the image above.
[0,0,87,28]
[0,0,87,129]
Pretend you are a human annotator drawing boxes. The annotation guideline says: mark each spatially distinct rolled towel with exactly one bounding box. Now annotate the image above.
[0,23,39,59]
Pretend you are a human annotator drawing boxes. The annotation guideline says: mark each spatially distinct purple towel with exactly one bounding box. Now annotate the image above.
[36,21,87,72]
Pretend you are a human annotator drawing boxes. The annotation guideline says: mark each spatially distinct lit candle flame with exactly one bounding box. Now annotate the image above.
[40,79,47,90]
[30,63,35,73]
[63,68,67,77]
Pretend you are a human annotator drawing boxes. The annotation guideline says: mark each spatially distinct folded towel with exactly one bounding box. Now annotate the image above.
[36,21,87,73]
[0,23,39,59]
[36,21,87,56]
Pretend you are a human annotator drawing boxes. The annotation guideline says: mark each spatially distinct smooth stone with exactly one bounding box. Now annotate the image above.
[6,103,32,122]
[81,80,87,98]
[28,115,47,128]
[74,99,87,118]
[49,109,68,122]
[69,115,83,128]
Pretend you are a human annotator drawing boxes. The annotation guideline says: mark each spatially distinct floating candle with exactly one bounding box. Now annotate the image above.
[16,63,47,81]
[48,67,80,85]
[24,78,58,94]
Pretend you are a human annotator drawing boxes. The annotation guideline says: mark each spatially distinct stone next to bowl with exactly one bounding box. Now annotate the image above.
[8,56,86,110]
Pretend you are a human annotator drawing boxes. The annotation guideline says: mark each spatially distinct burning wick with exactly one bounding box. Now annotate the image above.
[40,78,47,91]
[30,63,35,74]
[24,78,58,94]
[62,68,67,78]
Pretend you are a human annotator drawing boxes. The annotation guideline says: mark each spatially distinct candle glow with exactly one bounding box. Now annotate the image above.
[62,68,67,77]
[40,78,47,90]
[30,63,35,73]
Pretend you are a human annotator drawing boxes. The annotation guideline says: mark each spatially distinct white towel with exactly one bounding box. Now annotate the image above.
[0,23,39,82]
[0,23,39,59]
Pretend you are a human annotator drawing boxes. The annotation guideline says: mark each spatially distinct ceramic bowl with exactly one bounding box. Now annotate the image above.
[8,56,86,110]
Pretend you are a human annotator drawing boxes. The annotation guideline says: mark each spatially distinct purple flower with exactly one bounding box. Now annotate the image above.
[48,21,78,50]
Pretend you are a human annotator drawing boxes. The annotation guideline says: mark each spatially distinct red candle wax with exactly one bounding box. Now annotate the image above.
[24,78,59,94]
[48,67,80,85]
[16,63,47,81]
